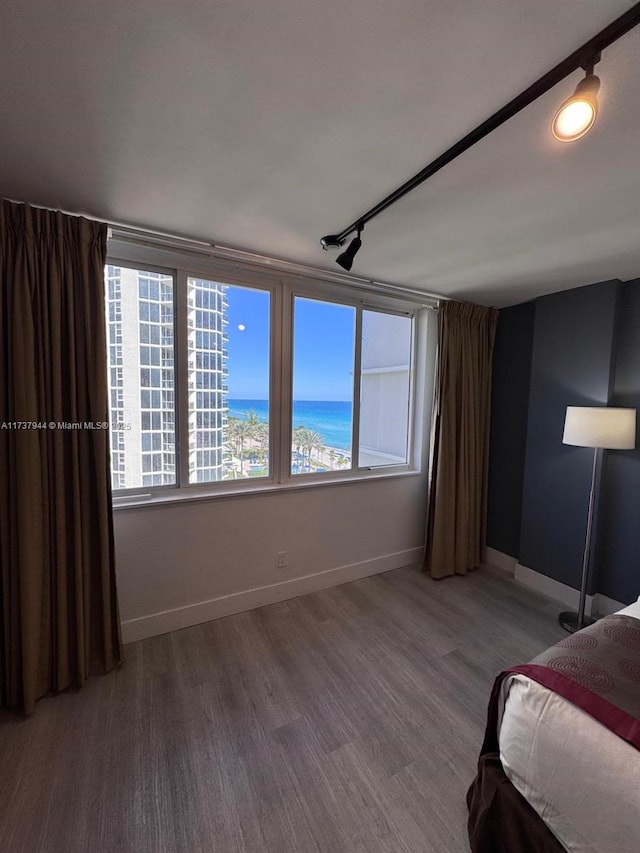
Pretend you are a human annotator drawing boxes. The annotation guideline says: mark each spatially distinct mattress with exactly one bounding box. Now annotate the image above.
[497,599,640,853]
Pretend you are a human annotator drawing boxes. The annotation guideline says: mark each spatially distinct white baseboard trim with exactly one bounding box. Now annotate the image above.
[514,564,625,616]
[515,563,594,612]
[483,547,517,575]
[593,592,627,617]
[121,546,423,644]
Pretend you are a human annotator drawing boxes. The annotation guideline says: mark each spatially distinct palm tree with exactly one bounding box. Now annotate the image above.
[294,427,321,470]
[226,416,253,473]
[244,409,260,431]
[225,417,243,478]
[226,416,240,455]
[291,426,326,471]
[292,425,308,470]
[253,421,269,451]
[305,430,324,469]
[235,419,254,471]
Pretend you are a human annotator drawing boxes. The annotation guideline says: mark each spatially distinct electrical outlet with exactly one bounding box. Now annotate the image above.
[277,551,288,568]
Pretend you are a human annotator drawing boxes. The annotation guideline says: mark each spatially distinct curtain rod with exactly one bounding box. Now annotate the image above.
[107,225,445,307]
[321,1,640,247]
[2,195,445,307]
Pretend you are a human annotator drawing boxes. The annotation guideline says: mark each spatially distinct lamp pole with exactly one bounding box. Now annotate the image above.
[560,447,599,633]
[559,406,636,634]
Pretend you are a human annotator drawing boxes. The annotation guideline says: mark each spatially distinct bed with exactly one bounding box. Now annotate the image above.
[467,599,640,853]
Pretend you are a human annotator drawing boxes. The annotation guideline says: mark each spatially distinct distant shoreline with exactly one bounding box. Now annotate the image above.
[227,398,353,454]
[225,403,352,475]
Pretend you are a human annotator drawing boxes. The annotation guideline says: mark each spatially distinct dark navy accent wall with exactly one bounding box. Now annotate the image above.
[486,302,535,557]
[596,280,640,602]
[487,278,640,602]
[518,281,619,592]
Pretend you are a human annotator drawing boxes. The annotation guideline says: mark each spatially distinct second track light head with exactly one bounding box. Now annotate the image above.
[336,225,363,271]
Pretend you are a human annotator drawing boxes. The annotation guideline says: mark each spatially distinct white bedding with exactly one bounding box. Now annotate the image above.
[497,599,640,853]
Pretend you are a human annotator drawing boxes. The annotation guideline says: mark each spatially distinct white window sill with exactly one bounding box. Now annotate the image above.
[111,466,422,510]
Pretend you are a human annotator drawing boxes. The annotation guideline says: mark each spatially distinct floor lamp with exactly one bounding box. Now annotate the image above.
[559,406,636,633]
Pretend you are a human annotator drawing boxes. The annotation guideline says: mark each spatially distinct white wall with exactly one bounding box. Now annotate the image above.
[115,474,428,642]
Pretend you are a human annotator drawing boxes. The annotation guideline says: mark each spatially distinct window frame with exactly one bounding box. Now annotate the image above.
[287,287,416,481]
[106,241,427,506]
[357,303,416,471]
[178,267,280,492]
[105,258,179,496]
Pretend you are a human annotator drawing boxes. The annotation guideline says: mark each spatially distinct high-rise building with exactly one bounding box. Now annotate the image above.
[187,277,229,483]
[105,266,228,490]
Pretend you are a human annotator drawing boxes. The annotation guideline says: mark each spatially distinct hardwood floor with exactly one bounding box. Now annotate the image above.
[0,564,566,853]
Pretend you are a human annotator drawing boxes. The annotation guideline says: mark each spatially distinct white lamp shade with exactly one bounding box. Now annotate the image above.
[563,406,636,449]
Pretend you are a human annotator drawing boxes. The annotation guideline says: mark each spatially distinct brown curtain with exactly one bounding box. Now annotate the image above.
[424,300,498,579]
[0,200,122,715]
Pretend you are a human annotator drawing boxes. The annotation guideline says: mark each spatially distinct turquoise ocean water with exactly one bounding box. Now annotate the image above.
[228,399,352,451]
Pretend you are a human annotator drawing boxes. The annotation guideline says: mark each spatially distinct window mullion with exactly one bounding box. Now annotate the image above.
[406,313,418,467]
[175,269,190,488]
[352,304,363,470]
[278,283,294,483]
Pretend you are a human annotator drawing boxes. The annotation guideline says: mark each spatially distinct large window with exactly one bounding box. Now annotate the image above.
[290,298,413,475]
[187,277,270,483]
[105,251,420,497]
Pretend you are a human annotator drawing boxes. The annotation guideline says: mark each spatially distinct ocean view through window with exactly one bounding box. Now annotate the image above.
[105,245,421,499]
[228,399,354,475]
[292,297,355,474]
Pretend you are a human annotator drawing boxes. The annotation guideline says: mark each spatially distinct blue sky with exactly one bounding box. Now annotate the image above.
[293,298,355,401]
[226,289,355,401]
[225,286,270,399]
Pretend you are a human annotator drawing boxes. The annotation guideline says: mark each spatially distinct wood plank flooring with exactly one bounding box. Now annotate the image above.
[0,564,567,853]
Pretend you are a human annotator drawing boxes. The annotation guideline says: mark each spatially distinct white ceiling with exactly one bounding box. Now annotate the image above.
[1,0,638,306]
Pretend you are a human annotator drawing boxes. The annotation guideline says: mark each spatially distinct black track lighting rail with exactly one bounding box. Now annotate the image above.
[320,2,640,251]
